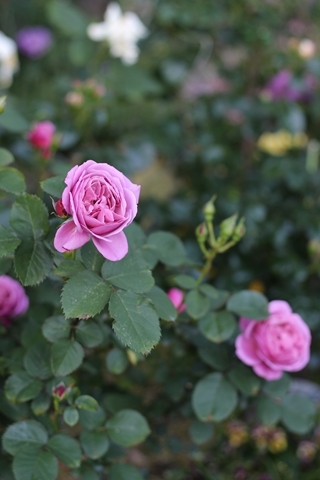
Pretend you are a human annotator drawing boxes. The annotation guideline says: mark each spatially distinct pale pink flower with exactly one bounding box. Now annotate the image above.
[235,300,311,380]
[54,160,140,261]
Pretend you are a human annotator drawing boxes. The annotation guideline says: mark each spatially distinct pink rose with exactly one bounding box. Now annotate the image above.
[0,275,29,326]
[54,160,140,261]
[167,288,186,313]
[27,121,56,157]
[235,300,311,381]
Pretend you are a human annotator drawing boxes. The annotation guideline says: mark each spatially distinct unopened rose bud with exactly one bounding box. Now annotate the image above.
[232,217,246,242]
[52,382,68,400]
[54,198,68,218]
[195,223,208,244]
[0,96,7,114]
[219,214,238,243]
[203,196,216,223]
[167,288,186,314]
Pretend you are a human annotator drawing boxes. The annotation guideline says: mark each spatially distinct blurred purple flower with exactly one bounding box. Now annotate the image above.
[16,26,53,59]
[263,69,317,103]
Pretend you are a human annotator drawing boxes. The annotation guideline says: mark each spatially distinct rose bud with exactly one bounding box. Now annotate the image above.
[54,198,68,218]
[52,382,69,400]
[0,275,29,326]
[167,288,186,314]
[27,121,56,158]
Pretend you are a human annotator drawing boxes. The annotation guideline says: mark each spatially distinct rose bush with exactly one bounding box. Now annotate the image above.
[0,275,29,326]
[236,300,311,380]
[54,159,140,260]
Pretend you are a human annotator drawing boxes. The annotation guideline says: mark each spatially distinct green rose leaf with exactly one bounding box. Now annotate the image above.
[0,147,14,166]
[262,373,290,399]
[102,250,154,294]
[47,0,88,37]
[75,395,98,411]
[3,420,48,455]
[199,311,236,343]
[192,373,237,422]
[51,339,84,376]
[0,101,29,132]
[106,409,151,447]
[109,464,144,480]
[0,167,26,195]
[40,175,66,198]
[109,291,161,354]
[189,420,214,445]
[228,364,261,396]
[280,393,316,434]
[61,270,112,319]
[199,284,229,310]
[12,446,58,480]
[5,372,42,404]
[10,193,49,240]
[185,289,211,319]
[14,240,53,286]
[80,430,110,459]
[173,274,197,289]
[53,259,85,278]
[42,315,71,343]
[81,240,105,273]
[23,343,52,380]
[31,393,51,416]
[47,434,82,468]
[147,231,186,266]
[75,320,103,347]
[106,348,129,374]
[227,290,269,320]
[0,225,21,258]
[79,406,106,431]
[146,285,177,321]
[63,407,79,427]
[198,344,231,371]
[257,396,281,425]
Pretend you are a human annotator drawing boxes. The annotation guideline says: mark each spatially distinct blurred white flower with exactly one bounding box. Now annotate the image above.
[0,31,19,88]
[87,2,148,65]
[298,39,316,59]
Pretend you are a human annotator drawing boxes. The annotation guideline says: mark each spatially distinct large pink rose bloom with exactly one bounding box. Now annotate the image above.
[54,160,140,261]
[235,300,311,381]
[0,275,29,324]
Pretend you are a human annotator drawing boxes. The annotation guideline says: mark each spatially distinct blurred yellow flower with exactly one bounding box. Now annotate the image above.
[257,130,308,156]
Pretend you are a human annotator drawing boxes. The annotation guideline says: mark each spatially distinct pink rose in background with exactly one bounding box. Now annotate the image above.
[263,69,316,103]
[27,121,56,158]
[167,288,186,313]
[0,275,29,327]
[235,300,311,381]
[54,160,140,261]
